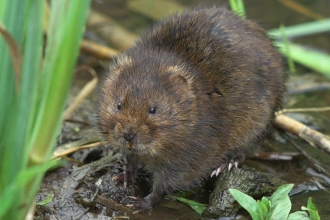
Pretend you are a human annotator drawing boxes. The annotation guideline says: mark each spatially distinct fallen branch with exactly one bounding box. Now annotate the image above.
[278,106,330,114]
[274,114,330,155]
[63,65,98,120]
[96,195,147,220]
[81,39,118,59]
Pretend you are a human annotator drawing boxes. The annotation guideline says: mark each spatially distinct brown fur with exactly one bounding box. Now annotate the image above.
[97,6,286,211]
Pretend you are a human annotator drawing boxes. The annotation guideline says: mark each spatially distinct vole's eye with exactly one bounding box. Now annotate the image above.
[149,107,157,114]
[117,102,122,110]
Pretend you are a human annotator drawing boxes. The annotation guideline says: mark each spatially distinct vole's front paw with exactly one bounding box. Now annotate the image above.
[127,192,162,214]
[211,152,246,177]
[127,196,154,214]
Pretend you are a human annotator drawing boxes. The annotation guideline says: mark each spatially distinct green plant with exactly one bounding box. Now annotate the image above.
[229,184,320,220]
[274,41,330,77]
[269,20,330,77]
[0,0,90,219]
[267,15,330,77]
[268,19,330,39]
[173,196,207,215]
[231,0,330,76]
[229,0,246,18]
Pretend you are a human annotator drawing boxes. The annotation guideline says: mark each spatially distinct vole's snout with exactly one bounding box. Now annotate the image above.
[123,128,137,150]
[123,132,135,142]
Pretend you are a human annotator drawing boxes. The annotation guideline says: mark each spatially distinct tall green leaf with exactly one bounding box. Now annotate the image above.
[268,19,330,39]
[0,0,30,198]
[229,189,260,220]
[275,41,330,77]
[0,0,91,219]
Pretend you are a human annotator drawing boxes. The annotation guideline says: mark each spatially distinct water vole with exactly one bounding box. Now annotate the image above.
[97,6,286,212]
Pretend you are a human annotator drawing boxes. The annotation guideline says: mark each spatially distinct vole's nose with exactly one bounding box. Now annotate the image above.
[123,133,135,142]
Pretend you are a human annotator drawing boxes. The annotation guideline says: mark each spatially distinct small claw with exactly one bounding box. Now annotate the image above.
[211,170,217,177]
[215,167,222,176]
[229,159,236,171]
[234,161,238,168]
[126,204,134,207]
[124,181,127,188]
[228,163,232,171]
[128,196,138,200]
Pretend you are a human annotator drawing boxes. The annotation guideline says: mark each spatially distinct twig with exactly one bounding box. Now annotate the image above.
[96,195,147,220]
[61,155,84,165]
[52,140,104,160]
[279,0,324,20]
[278,106,330,114]
[273,114,330,155]
[127,0,184,21]
[251,152,302,160]
[81,39,118,59]
[63,65,98,120]
[64,118,91,126]
[288,82,330,95]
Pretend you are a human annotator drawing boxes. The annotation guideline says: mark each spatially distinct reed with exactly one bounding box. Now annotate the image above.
[0,0,90,219]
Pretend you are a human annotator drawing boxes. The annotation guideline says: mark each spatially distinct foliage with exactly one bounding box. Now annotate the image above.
[36,193,55,206]
[173,196,207,215]
[268,19,330,39]
[274,41,330,77]
[268,18,330,77]
[229,0,246,18]
[0,0,90,219]
[231,0,330,77]
[229,184,320,220]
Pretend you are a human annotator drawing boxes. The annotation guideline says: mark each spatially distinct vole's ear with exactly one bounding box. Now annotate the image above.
[107,54,132,80]
[167,65,194,87]
[167,65,195,97]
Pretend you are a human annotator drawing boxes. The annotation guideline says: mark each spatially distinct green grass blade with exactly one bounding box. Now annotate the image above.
[268,18,330,39]
[0,160,59,217]
[0,0,29,194]
[0,0,6,19]
[279,25,296,74]
[29,0,91,164]
[18,0,44,173]
[0,1,43,219]
[0,0,90,219]
[229,0,246,18]
[275,41,330,77]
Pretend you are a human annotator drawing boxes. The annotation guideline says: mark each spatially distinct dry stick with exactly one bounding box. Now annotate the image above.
[0,23,22,92]
[61,155,84,165]
[64,118,91,126]
[81,39,118,59]
[87,9,138,51]
[288,82,330,95]
[278,106,330,114]
[279,0,324,20]
[63,66,98,120]
[127,0,184,21]
[252,152,302,160]
[51,141,104,160]
[274,114,330,155]
[96,195,147,220]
